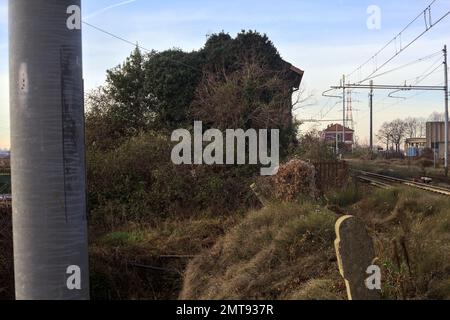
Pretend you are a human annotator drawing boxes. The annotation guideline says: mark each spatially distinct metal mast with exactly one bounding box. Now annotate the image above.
[342,75,346,153]
[444,45,449,176]
[369,80,374,151]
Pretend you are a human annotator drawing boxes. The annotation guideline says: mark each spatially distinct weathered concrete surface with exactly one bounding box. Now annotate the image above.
[335,215,381,300]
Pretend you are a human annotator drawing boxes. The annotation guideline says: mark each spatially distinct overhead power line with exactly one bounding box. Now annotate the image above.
[82,21,152,52]
[356,54,445,110]
[82,21,200,71]
[362,51,442,82]
[347,0,450,83]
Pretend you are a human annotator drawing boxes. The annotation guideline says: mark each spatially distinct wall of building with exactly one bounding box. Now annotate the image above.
[323,132,354,143]
[426,122,450,159]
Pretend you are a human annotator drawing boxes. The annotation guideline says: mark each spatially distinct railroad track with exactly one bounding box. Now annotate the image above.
[354,170,450,196]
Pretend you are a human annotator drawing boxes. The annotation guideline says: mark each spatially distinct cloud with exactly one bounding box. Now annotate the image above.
[84,0,138,20]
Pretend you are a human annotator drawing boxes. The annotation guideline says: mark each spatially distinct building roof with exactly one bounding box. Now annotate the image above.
[282,60,304,89]
[289,64,304,79]
[405,137,426,142]
[323,123,354,133]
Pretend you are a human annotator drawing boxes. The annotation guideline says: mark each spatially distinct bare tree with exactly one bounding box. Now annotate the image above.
[416,117,426,137]
[189,57,294,131]
[377,119,407,152]
[428,111,446,121]
[377,122,393,151]
[404,117,418,138]
[292,84,316,112]
[390,119,407,152]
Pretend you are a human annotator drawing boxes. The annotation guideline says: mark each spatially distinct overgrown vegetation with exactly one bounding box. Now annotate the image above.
[177,185,450,300]
[86,31,302,229]
[348,187,450,299]
[292,130,336,162]
[90,214,239,300]
[84,30,304,299]
[87,131,259,229]
[327,181,362,208]
[348,158,449,182]
[180,203,346,300]
[0,203,13,300]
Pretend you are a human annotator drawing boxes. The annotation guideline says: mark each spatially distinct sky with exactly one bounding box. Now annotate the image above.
[0,0,450,149]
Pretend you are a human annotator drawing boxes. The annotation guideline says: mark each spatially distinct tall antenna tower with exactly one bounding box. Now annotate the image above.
[346,89,354,131]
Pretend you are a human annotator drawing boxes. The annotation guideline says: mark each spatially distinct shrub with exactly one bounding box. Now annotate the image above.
[357,188,450,299]
[420,148,434,160]
[89,215,236,300]
[327,182,362,208]
[255,159,319,204]
[0,204,13,300]
[419,159,434,169]
[292,130,335,162]
[87,131,260,229]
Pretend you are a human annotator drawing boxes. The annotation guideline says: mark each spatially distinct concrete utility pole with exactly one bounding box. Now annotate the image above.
[9,0,90,299]
[444,45,449,176]
[342,75,346,152]
[369,80,374,152]
[331,80,447,157]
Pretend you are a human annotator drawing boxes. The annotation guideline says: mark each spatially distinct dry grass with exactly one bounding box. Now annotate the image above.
[180,202,346,300]
[90,214,239,300]
[348,187,450,299]
[180,186,450,300]
[348,158,449,183]
[2,172,449,300]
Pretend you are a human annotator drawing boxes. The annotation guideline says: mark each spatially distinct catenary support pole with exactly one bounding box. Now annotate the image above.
[9,0,89,299]
[369,80,374,152]
[342,75,346,154]
[444,45,449,177]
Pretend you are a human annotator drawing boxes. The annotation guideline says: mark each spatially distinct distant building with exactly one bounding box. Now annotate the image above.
[426,122,450,159]
[321,123,354,150]
[404,137,426,157]
[0,150,10,159]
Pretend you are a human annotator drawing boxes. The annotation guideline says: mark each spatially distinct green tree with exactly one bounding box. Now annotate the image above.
[105,46,157,135]
[143,49,203,129]
[86,31,302,151]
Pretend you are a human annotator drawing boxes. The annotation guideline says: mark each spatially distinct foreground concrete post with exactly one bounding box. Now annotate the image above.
[334,215,380,300]
[9,0,89,299]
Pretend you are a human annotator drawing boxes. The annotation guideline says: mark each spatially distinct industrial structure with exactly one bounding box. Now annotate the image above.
[426,121,450,159]
[404,137,427,158]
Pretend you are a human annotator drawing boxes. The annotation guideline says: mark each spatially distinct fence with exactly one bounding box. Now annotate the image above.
[313,161,349,192]
[0,173,11,195]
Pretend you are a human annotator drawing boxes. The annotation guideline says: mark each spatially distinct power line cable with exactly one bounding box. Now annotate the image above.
[347,0,438,79]
[82,21,152,52]
[375,78,446,115]
[362,51,442,82]
[355,52,446,119]
[347,0,450,83]
[82,21,200,71]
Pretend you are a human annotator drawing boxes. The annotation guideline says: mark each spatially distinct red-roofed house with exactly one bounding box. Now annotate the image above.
[321,123,354,151]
